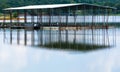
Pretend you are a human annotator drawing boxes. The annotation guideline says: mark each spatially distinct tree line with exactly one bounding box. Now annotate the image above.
[0,0,120,13]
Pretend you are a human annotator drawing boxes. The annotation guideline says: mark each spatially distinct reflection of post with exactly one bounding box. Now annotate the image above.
[40,30,43,45]
[17,10,20,44]
[10,10,12,44]
[24,10,27,45]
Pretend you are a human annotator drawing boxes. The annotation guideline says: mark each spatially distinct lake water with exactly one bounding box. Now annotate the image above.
[0,28,120,72]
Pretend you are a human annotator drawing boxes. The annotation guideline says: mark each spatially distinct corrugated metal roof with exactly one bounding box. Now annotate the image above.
[4,3,117,10]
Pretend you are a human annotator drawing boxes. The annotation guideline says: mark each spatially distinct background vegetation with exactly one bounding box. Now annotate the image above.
[0,0,120,13]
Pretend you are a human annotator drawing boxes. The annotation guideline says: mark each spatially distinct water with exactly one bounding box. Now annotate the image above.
[0,28,120,72]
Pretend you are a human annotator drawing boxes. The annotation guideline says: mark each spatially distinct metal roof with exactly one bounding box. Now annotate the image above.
[4,3,117,10]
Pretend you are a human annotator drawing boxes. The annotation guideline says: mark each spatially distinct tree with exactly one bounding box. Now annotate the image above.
[0,0,119,13]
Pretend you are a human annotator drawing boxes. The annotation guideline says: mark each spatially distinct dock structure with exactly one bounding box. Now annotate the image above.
[3,3,117,51]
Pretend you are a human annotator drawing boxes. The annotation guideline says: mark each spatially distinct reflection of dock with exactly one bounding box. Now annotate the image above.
[43,42,110,51]
[12,26,115,30]
[0,25,115,30]
[2,3,116,51]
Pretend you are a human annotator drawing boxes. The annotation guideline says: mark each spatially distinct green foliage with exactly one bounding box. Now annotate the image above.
[0,0,120,13]
[12,12,18,18]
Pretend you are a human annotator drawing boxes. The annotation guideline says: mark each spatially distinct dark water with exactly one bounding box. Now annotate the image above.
[0,28,120,72]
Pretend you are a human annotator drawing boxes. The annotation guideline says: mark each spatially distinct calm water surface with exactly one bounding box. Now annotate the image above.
[0,28,120,72]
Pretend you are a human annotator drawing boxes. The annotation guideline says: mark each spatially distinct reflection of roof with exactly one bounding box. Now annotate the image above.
[4,3,116,10]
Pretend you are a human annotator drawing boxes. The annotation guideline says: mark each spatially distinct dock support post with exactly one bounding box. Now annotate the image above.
[65,8,69,48]
[31,9,35,46]
[40,11,43,46]
[38,9,43,46]
[3,11,6,43]
[91,6,95,48]
[73,6,77,49]
[24,10,27,45]
[58,9,62,48]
